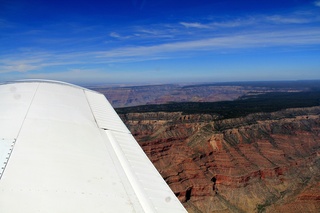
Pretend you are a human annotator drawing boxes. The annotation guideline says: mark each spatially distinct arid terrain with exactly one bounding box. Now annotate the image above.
[118,107,320,212]
[95,81,320,212]
[91,81,317,108]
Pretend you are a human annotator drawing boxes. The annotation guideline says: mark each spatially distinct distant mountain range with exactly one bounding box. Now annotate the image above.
[90,80,320,108]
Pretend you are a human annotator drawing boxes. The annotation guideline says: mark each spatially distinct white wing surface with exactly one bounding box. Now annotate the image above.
[0,80,186,213]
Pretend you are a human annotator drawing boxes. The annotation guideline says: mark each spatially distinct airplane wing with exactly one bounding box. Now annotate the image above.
[0,80,186,213]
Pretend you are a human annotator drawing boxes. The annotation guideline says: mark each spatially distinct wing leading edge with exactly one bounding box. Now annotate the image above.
[0,80,186,213]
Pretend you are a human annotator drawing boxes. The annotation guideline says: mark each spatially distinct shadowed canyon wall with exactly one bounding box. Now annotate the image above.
[119,107,320,212]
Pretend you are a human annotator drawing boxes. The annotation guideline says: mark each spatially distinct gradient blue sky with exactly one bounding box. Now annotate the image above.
[1,0,320,85]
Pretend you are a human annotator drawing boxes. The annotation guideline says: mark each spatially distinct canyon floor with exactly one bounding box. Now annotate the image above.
[96,81,320,212]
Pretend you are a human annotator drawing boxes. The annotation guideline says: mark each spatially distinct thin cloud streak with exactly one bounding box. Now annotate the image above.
[1,26,320,73]
[97,28,320,58]
[0,4,320,73]
[266,15,317,24]
[109,32,121,38]
[180,14,317,31]
[180,22,211,29]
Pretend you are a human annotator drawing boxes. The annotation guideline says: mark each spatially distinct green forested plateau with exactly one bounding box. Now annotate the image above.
[115,92,320,119]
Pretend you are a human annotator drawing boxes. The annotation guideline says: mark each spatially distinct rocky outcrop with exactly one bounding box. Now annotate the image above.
[119,106,320,212]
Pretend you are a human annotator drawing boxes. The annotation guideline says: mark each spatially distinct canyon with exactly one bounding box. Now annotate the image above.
[92,81,312,108]
[118,106,320,212]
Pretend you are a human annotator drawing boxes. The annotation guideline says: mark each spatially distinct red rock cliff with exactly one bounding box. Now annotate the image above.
[119,107,320,212]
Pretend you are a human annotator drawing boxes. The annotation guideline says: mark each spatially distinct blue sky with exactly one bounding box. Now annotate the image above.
[1,0,320,85]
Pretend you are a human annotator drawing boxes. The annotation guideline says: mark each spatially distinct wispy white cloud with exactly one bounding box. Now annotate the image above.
[2,5,320,77]
[1,26,320,75]
[109,32,121,38]
[135,28,175,38]
[180,22,210,29]
[179,20,252,30]
[108,31,133,40]
[0,58,45,73]
[315,1,320,7]
[116,29,319,57]
[211,18,257,28]
[0,51,93,73]
[266,15,314,24]
[185,9,319,30]
[207,13,317,28]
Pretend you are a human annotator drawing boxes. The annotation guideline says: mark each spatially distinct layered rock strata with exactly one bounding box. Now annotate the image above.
[95,84,304,108]
[119,106,320,212]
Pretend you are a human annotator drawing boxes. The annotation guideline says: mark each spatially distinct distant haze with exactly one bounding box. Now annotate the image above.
[91,80,320,108]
